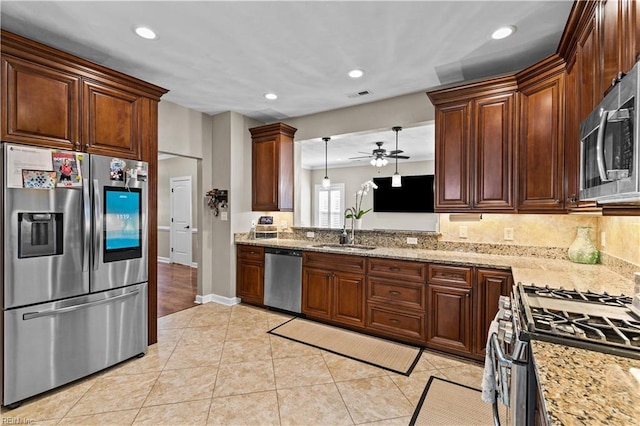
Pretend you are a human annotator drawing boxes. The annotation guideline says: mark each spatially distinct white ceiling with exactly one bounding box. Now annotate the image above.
[0,0,574,168]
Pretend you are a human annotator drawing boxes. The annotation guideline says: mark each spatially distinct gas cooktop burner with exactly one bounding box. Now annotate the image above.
[522,284,632,307]
[530,307,640,348]
[516,283,640,359]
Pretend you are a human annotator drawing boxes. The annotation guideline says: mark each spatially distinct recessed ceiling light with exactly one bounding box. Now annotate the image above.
[135,26,157,40]
[492,26,516,40]
[264,93,278,100]
[348,69,365,79]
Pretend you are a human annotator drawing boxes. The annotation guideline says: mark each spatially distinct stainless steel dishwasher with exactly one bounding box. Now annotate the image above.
[264,247,302,314]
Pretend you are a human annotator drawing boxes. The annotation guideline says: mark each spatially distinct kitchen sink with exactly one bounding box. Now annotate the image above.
[311,244,376,251]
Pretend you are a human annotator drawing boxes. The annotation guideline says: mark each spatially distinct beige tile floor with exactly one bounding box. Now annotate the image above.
[1,303,486,425]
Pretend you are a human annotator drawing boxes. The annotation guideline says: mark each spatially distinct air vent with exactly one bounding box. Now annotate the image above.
[347,90,372,98]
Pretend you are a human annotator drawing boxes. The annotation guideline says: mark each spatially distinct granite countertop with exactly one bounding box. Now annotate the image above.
[531,341,640,425]
[236,237,635,295]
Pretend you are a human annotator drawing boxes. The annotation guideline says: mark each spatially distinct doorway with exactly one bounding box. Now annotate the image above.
[157,153,200,317]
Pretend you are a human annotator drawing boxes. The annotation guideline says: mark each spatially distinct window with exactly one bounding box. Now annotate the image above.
[314,183,345,228]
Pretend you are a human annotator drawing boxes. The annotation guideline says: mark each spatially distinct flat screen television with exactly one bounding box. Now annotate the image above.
[373,175,435,213]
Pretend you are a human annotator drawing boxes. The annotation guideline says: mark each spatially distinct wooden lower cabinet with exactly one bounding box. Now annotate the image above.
[236,245,265,306]
[302,267,365,328]
[366,304,426,343]
[474,268,512,357]
[302,252,366,329]
[332,272,366,328]
[426,284,473,356]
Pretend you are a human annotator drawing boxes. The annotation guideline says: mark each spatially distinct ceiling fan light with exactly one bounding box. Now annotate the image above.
[381,158,388,166]
[370,158,377,166]
[392,172,402,187]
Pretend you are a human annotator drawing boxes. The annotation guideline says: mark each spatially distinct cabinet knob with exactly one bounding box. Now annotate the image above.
[389,290,401,296]
[74,141,80,148]
[389,318,400,324]
[85,144,90,149]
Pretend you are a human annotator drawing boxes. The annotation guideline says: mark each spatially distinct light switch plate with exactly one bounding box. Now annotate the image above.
[220,212,228,221]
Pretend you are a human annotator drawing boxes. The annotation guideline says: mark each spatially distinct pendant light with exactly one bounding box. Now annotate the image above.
[322,137,331,188]
[391,126,402,187]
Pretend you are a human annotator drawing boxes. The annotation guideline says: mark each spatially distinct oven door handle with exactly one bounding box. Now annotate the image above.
[490,333,513,367]
[490,332,513,418]
[596,109,610,182]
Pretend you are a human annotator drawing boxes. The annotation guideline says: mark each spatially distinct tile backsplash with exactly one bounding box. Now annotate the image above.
[438,214,599,247]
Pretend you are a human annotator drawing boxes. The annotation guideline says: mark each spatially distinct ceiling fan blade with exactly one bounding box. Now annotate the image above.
[357,151,373,155]
[388,150,404,155]
[387,154,411,159]
[348,155,373,159]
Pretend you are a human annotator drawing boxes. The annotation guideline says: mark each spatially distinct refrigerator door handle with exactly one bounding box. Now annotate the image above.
[93,179,101,271]
[82,178,90,272]
[22,290,140,320]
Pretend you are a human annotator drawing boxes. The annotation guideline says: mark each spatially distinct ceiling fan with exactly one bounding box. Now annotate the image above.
[349,141,410,164]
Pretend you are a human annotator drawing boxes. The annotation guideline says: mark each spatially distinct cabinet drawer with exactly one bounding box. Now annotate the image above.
[366,304,426,342]
[237,245,264,261]
[303,251,365,274]
[367,258,427,282]
[367,277,426,311]
[427,264,472,287]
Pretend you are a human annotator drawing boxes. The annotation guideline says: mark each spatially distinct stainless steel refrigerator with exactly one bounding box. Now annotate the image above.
[1,143,149,407]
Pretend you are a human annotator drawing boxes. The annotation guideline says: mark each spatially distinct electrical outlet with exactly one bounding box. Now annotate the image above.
[504,227,514,241]
[251,220,256,228]
[601,231,606,247]
[407,237,418,245]
[306,231,315,238]
[220,212,228,221]
[459,226,468,239]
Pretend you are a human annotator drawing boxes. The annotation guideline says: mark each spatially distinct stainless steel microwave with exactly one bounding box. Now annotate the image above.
[580,60,638,203]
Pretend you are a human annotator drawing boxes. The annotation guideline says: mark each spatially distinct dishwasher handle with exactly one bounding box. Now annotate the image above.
[265,247,302,257]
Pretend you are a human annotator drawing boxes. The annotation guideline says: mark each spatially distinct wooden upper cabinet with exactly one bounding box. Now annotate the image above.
[250,123,296,212]
[428,76,517,212]
[83,80,142,158]
[0,30,167,160]
[1,55,80,149]
[434,101,471,210]
[473,92,515,210]
[516,56,566,212]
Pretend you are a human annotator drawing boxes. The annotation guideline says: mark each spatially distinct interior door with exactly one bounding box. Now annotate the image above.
[170,176,192,266]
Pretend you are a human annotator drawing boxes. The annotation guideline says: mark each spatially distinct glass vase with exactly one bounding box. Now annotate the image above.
[567,226,599,264]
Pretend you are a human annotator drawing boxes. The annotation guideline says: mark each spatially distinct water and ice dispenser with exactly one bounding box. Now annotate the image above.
[18,212,63,258]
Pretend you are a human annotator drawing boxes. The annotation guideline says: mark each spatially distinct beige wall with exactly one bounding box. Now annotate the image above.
[158,100,212,296]
[157,155,199,261]
[598,216,640,267]
[438,213,640,269]
[438,214,599,247]
[306,160,438,231]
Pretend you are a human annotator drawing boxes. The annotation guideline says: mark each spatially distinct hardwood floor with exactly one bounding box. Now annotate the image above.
[157,262,198,317]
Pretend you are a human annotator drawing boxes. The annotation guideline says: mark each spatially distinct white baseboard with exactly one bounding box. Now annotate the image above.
[195,294,241,306]
[158,257,197,269]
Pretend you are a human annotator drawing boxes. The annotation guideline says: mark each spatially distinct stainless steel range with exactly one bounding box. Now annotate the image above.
[489,283,639,425]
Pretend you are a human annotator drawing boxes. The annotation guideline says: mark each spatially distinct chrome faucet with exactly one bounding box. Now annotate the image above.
[343,208,356,245]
